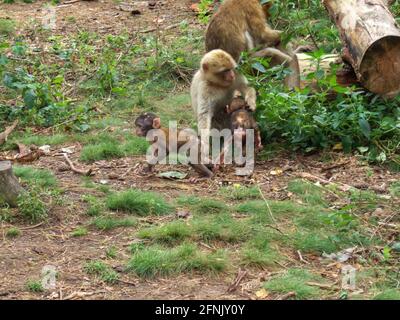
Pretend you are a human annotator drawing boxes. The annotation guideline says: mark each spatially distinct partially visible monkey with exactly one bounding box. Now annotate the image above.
[226,97,263,153]
[205,0,300,89]
[191,49,257,134]
[134,113,214,179]
[216,97,262,169]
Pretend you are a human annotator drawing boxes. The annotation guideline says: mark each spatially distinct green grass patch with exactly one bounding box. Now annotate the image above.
[192,214,251,243]
[373,289,400,300]
[264,269,325,300]
[14,166,57,188]
[138,221,191,244]
[71,227,88,237]
[80,141,125,162]
[6,227,21,238]
[236,200,309,224]
[389,181,400,197]
[176,195,202,206]
[17,188,48,222]
[84,260,119,284]
[288,180,327,206]
[82,195,105,216]
[105,246,117,259]
[26,280,44,293]
[106,189,173,216]
[0,18,15,35]
[10,133,71,147]
[126,242,227,278]
[218,185,260,200]
[91,215,137,231]
[192,198,228,215]
[240,231,280,267]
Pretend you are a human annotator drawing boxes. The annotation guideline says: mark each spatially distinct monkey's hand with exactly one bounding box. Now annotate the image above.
[244,88,257,111]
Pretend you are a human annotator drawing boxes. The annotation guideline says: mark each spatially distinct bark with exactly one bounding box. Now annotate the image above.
[323,0,400,97]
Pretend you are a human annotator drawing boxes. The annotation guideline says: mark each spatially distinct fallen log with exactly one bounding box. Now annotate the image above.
[323,0,400,98]
[0,161,24,207]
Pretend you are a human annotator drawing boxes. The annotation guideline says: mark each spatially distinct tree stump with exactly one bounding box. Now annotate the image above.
[0,161,24,207]
[323,0,400,97]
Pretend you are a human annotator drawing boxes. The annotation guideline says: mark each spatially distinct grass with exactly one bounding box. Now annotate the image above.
[91,215,137,231]
[84,260,119,284]
[192,214,251,243]
[105,246,117,259]
[14,166,57,188]
[264,269,326,300]
[287,180,327,206]
[138,221,191,244]
[80,141,125,162]
[79,134,148,162]
[240,231,279,267]
[71,227,88,237]
[6,227,21,238]
[373,289,400,300]
[218,185,260,200]
[126,242,227,278]
[106,189,173,216]
[9,133,71,147]
[192,198,228,215]
[26,280,44,293]
[82,195,104,216]
[138,214,251,244]
[17,188,48,222]
[0,18,15,35]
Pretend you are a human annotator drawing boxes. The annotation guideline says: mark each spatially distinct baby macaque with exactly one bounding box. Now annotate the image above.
[134,112,214,179]
[226,97,263,153]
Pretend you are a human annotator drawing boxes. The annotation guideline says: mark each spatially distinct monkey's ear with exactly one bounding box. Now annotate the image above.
[202,63,209,72]
[152,117,161,129]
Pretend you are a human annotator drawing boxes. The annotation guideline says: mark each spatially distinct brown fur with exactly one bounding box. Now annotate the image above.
[135,113,214,178]
[205,0,300,89]
[191,50,257,132]
[205,0,281,61]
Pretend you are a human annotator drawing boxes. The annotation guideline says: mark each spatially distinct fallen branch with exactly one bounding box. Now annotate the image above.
[63,153,92,176]
[227,269,248,293]
[0,120,18,145]
[139,22,182,34]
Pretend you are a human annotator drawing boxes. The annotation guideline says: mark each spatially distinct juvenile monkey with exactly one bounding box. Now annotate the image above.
[191,49,257,133]
[205,0,300,89]
[226,97,263,153]
[135,113,214,178]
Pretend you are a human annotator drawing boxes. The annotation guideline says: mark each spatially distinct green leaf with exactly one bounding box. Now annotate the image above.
[358,118,371,139]
[252,62,267,73]
[157,171,188,180]
[23,89,37,109]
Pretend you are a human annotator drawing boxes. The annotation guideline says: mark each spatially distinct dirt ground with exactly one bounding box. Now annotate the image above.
[1,0,399,300]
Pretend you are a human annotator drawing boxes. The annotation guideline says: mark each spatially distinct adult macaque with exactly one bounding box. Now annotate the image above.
[205,0,300,89]
[191,49,257,133]
[134,113,214,179]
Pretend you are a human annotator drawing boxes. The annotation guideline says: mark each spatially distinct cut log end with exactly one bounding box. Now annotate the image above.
[359,36,400,96]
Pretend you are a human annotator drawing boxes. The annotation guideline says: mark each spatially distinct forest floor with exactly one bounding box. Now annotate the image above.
[0,0,399,300]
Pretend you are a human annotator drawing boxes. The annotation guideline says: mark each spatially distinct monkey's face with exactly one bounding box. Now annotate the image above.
[231,110,256,142]
[135,113,159,137]
[201,50,237,87]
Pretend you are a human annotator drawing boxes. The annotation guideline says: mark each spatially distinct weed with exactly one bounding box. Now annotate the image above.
[6,227,21,238]
[14,166,57,188]
[106,189,173,216]
[71,227,88,237]
[91,216,137,231]
[84,260,119,284]
[127,242,226,278]
[26,280,44,293]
